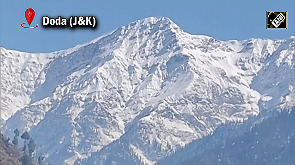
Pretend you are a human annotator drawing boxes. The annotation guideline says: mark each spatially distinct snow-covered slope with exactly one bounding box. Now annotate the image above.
[1,17,294,164]
[174,108,295,165]
[0,49,51,121]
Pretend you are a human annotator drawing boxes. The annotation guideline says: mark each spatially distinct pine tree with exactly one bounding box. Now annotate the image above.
[14,129,20,137]
[12,128,20,146]
[28,139,36,157]
[22,142,27,152]
[21,131,30,140]
[20,131,34,165]
[38,155,45,165]
[12,137,18,145]
[20,154,33,165]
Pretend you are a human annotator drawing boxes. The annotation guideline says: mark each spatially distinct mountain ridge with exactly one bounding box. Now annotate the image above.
[1,17,294,164]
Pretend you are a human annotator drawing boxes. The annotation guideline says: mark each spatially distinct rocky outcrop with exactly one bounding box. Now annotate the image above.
[0,133,21,165]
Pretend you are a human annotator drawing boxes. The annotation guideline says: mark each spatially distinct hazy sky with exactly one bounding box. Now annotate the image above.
[0,0,294,53]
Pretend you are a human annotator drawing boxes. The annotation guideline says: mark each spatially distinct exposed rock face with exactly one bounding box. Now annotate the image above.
[0,133,21,165]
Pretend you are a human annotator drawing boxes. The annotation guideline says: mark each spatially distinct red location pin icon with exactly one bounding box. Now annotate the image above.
[25,8,35,26]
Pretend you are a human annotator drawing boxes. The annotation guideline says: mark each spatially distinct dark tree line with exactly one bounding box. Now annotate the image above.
[11,129,46,165]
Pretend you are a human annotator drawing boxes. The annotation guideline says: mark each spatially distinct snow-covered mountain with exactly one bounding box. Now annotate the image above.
[0,17,294,164]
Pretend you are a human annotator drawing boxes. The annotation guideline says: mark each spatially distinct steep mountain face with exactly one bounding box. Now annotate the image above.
[0,133,21,165]
[181,108,295,165]
[0,49,52,121]
[1,17,294,164]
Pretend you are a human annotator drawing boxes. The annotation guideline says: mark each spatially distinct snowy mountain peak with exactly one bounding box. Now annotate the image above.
[127,17,181,32]
[1,17,294,165]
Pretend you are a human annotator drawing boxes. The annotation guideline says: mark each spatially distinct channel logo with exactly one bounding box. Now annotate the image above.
[266,11,287,29]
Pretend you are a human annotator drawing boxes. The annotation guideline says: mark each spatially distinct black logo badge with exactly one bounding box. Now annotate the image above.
[267,11,287,29]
